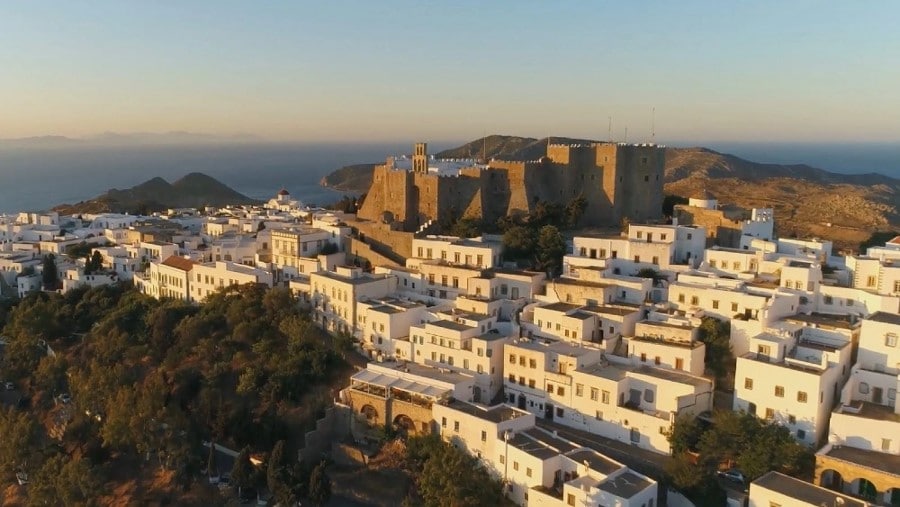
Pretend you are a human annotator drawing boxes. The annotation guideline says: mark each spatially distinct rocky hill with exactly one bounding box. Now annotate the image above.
[53,172,259,215]
[321,135,900,248]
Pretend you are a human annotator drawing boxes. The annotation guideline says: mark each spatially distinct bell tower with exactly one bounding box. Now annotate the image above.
[413,142,428,174]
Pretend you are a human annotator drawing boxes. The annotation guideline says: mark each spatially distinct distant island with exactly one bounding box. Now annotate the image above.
[52,172,259,215]
[321,134,900,249]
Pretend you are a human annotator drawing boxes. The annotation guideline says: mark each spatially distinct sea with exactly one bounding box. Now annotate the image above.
[0,141,898,215]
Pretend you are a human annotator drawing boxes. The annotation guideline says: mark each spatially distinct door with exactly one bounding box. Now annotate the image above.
[544,402,554,420]
[873,387,883,405]
[517,394,526,410]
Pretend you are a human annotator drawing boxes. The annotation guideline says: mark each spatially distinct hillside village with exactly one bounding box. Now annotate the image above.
[1,150,899,507]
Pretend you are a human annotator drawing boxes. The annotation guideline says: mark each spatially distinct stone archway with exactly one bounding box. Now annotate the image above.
[360,404,378,425]
[819,469,844,491]
[849,478,878,502]
[393,414,415,437]
[886,487,900,507]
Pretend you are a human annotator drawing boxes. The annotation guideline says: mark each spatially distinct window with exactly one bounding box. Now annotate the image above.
[775,386,784,397]
[526,467,532,477]
[602,390,610,404]
[731,302,738,312]
[499,455,504,464]
[509,354,516,364]
[529,359,537,368]
[557,386,564,396]
[788,414,796,425]
[677,294,685,303]
[513,462,519,471]
[640,353,647,362]
[824,295,833,305]
[590,388,598,401]
[481,431,486,442]
[690,296,699,305]
[644,389,654,403]
[712,300,719,309]
[887,334,898,347]
[556,407,564,418]
[744,378,753,390]
[882,438,892,451]
[575,384,584,397]
[654,356,661,365]
[675,358,684,370]
[765,408,775,420]
[595,410,603,420]
[630,428,640,443]
[867,275,876,287]
[859,382,870,394]
[508,374,516,383]
[441,417,447,428]
[797,429,806,440]
[454,421,459,431]
[567,493,575,506]
[770,502,782,507]
[797,391,807,403]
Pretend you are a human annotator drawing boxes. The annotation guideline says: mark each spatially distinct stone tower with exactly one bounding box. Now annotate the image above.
[413,142,428,174]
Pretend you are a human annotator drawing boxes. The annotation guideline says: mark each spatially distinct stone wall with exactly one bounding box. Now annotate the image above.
[298,407,335,464]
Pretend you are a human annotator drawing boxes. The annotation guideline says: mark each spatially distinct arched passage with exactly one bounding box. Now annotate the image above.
[360,404,378,424]
[819,469,843,492]
[885,487,900,507]
[393,414,415,437]
[849,478,877,502]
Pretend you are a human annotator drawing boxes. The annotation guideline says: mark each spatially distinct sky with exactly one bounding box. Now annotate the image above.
[1,1,898,144]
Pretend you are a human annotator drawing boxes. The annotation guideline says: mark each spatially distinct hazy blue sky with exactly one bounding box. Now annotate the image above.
[2,1,898,143]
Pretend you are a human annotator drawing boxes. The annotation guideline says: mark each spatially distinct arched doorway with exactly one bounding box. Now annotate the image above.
[886,487,900,507]
[393,414,415,437]
[360,404,378,425]
[819,469,843,492]
[849,478,877,502]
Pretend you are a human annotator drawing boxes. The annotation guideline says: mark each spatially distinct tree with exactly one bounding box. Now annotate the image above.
[502,226,537,262]
[663,194,689,218]
[85,250,104,274]
[451,217,483,238]
[565,194,587,228]
[536,225,566,276]
[307,459,332,506]
[231,446,254,494]
[42,254,60,290]
[666,415,704,455]
[409,434,506,507]
[267,440,288,495]
[636,267,665,284]
[697,317,733,385]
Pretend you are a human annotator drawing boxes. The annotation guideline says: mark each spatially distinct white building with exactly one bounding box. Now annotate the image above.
[410,235,503,269]
[748,471,869,507]
[733,322,853,446]
[503,337,712,455]
[189,261,273,303]
[434,399,658,507]
[310,266,397,334]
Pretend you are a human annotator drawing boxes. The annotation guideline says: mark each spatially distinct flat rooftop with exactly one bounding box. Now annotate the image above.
[565,449,620,475]
[740,352,827,376]
[867,311,900,326]
[838,400,900,423]
[582,304,640,317]
[428,320,473,332]
[596,471,653,499]
[539,302,582,313]
[314,270,391,285]
[632,365,711,388]
[578,363,627,381]
[785,312,857,330]
[752,471,865,507]
[443,399,528,424]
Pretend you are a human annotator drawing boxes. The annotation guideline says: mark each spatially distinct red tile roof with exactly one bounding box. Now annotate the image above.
[161,256,195,272]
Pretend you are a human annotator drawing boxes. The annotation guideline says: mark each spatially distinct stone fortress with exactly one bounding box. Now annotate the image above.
[357,141,666,231]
